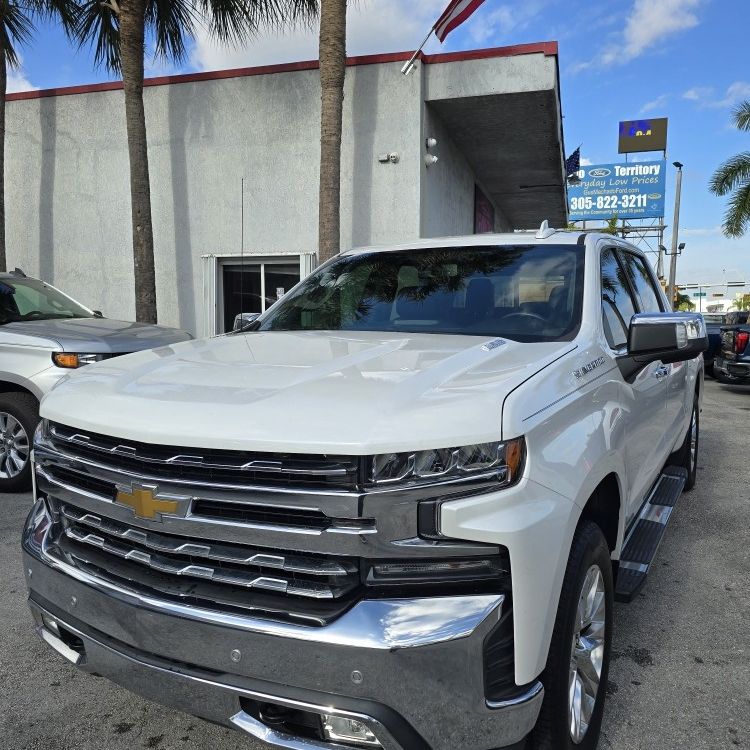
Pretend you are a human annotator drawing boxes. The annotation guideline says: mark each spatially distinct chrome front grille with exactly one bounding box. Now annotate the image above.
[58,503,359,601]
[48,422,362,490]
[35,421,504,625]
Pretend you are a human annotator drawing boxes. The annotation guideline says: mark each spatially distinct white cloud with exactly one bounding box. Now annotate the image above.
[682,81,750,108]
[468,1,546,44]
[682,86,713,101]
[574,0,702,71]
[192,0,448,72]
[640,94,669,114]
[5,55,37,93]
[681,226,724,237]
[580,157,593,166]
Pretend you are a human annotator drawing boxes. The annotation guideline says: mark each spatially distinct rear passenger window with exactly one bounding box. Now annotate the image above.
[600,248,637,349]
[619,252,663,313]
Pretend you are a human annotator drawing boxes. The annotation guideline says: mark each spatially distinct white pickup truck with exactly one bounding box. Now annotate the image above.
[23,227,706,750]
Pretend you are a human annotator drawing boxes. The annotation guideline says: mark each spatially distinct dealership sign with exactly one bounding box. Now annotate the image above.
[568,161,666,221]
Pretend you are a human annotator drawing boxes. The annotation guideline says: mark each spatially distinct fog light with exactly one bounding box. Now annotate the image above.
[322,715,381,747]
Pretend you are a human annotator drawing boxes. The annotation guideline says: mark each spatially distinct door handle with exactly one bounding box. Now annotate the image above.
[654,365,670,380]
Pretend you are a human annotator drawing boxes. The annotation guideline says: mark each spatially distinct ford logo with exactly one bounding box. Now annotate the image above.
[589,168,611,177]
[648,193,662,200]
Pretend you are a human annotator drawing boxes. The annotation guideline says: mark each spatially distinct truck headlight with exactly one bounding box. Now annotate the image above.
[52,353,106,369]
[368,437,525,487]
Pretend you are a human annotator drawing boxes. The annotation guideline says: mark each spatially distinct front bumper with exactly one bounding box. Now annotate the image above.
[714,357,750,380]
[23,500,542,750]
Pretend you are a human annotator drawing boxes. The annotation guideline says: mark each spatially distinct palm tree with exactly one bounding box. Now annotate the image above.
[710,101,750,238]
[1,0,76,272]
[75,0,317,322]
[317,0,345,263]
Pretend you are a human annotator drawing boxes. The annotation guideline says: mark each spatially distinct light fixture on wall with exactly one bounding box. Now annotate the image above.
[378,152,400,164]
[425,137,438,149]
[424,154,439,167]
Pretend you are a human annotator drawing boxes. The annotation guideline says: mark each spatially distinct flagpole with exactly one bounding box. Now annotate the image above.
[401,27,435,75]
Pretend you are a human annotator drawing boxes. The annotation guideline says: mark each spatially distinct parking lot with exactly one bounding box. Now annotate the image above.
[0,377,748,750]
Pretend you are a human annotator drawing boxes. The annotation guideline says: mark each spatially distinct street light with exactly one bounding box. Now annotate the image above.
[666,162,684,308]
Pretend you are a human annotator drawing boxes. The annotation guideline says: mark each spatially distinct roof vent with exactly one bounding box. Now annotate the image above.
[535,220,555,240]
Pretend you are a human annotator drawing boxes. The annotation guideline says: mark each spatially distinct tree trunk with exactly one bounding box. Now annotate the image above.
[119,0,157,322]
[318,0,347,263]
[0,40,7,273]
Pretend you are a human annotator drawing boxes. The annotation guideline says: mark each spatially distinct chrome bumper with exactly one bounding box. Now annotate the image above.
[23,500,542,750]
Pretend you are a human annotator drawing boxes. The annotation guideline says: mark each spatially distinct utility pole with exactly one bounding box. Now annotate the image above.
[666,162,684,309]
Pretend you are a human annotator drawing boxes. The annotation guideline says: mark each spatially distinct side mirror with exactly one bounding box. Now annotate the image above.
[233,312,260,332]
[626,312,707,367]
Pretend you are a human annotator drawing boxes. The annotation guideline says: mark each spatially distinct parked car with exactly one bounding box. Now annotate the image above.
[701,312,726,375]
[23,228,706,750]
[0,269,192,491]
[715,310,750,384]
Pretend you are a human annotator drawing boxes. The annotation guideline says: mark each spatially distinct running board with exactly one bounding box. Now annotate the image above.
[615,466,687,603]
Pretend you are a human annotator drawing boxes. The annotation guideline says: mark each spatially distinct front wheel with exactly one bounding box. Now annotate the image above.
[528,522,613,750]
[0,393,39,493]
[671,395,699,491]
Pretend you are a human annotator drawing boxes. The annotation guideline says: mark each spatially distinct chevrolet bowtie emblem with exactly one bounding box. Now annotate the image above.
[115,485,180,520]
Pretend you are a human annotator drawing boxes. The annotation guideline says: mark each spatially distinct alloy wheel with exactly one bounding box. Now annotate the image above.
[569,565,607,743]
[0,411,30,479]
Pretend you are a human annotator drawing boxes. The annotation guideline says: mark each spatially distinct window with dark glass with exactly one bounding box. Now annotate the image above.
[257,244,585,343]
[619,252,663,313]
[600,248,637,349]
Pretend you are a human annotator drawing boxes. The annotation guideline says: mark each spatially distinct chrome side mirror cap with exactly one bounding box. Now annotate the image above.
[627,312,708,365]
[233,312,261,332]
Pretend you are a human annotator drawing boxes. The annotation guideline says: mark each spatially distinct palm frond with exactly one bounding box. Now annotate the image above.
[75,0,121,73]
[198,0,318,47]
[0,3,35,68]
[24,0,78,35]
[732,100,750,133]
[146,0,196,64]
[709,152,750,197]
[722,180,750,238]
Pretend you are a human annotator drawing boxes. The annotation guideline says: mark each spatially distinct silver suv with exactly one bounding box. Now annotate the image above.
[1,269,191,491]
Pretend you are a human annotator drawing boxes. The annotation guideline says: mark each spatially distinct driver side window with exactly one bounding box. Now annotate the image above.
[600,248,637,350]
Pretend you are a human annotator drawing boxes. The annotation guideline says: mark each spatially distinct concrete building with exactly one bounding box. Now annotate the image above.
[5,42,567,336]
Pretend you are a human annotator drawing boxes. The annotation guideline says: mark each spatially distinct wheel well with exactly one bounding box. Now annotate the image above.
[0,381,38,400]
[579,474,620,552]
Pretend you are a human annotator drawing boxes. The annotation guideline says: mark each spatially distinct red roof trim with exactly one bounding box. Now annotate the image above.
[5,42,557,102]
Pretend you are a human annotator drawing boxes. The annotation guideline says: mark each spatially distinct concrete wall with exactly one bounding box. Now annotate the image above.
[420,103,511,238]
[5,61,423,334]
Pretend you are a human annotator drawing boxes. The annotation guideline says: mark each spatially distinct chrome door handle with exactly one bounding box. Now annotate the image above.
[654,365,670,380]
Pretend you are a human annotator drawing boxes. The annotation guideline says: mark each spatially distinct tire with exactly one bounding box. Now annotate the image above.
[0,392,39,493]
[528,522,614,750]
[671,395,699,491]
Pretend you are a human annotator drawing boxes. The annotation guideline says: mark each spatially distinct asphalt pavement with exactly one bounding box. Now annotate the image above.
[1,377,748,750]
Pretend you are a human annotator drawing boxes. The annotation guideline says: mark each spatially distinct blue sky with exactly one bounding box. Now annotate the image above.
[7,0,750,292]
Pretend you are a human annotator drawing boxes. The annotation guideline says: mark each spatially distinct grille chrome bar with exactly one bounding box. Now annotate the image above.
[60,505,355,577]
[49,423,359,484]
[63,526,342,600]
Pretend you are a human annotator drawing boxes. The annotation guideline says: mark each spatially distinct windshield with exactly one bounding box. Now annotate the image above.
[258,244,584,342]
[702,314,726,325]
[0,278,94,324]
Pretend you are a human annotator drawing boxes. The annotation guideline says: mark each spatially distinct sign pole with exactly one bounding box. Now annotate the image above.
[666,163,683,309]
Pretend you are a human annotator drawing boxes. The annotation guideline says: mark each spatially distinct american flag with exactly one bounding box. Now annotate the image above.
[434,0,488,42]
[565,147,581,179]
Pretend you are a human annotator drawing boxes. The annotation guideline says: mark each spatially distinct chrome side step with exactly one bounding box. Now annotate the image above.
[615,466,687,603]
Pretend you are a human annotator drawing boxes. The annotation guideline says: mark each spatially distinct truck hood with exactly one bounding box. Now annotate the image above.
[41,331,575,454]
[3,317,191,352]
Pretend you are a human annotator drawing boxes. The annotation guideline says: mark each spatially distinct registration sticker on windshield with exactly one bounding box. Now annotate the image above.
[481,338,507,352]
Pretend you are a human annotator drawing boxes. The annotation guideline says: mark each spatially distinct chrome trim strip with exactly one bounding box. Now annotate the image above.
[50,424,354,477]
[231,711,382,750]
[485,681,544,710]
[38,626,83,665]
[60,505,353,576]
[618,561,649,573]
[63,527,339,599]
